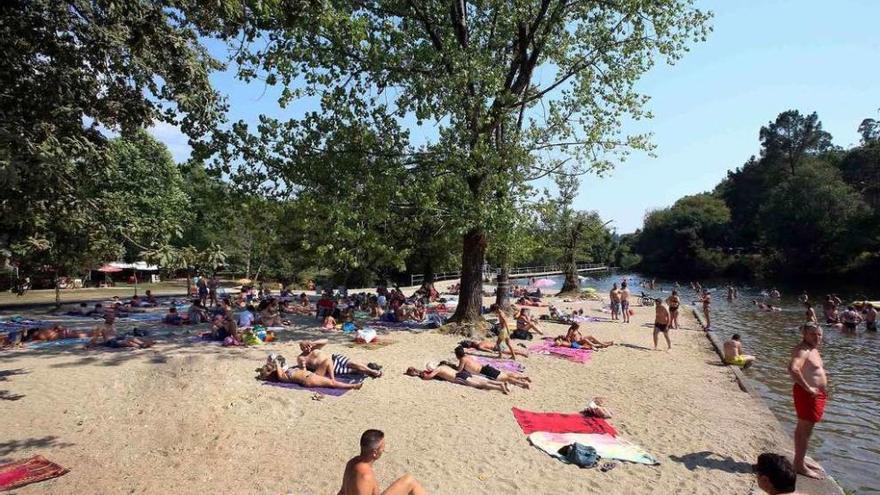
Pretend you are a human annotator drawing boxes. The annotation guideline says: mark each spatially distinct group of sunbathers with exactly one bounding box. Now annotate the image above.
[255,339,383,389]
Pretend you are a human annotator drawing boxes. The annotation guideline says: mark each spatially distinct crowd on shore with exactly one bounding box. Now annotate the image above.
[2,274,858,494]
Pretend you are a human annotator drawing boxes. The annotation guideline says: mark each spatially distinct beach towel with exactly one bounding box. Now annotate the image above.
[26,338,91,349]
[528,432,659,465]
[474,356,525,373]
[0,455,69,491]
[262,374,366,397]
[511,407,617,436]
[528,340,592,364]
[119,313,164,322]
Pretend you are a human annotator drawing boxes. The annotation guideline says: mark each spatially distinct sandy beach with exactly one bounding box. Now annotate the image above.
[1,286,830,494]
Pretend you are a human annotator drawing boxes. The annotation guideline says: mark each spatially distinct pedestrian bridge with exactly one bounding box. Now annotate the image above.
[410,263,609,287]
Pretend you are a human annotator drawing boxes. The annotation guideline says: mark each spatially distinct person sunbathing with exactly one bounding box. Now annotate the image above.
[296,340,383,379]
[457,339,529,358]
[404,363,509,394]
[87,314,153,349]
[454,346,530,389]
[163,307,185,325]
[515,308,544,336]
[20,325,90,342]
[553,323,613,350]
[257,356,364,390]
[322,314,337,330]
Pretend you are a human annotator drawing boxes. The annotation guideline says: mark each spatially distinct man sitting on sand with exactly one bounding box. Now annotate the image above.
[753,453,801,494]
[514,308,544,337]
[296,340,383,379]
[457,339,529,358]
[257,355,364,390]
[163,307,185,325]
[553,323,612,350]
[723,334,755,369]
[404,363,509,394]
[87,313,153,349]
[454,346,530,389]
[338,429,427,495]
[188,300,210,324]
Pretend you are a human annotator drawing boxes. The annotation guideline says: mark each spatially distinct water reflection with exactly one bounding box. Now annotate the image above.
[510,273,879,493]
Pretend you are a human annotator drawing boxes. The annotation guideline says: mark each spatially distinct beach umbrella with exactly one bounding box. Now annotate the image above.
[533,278,555,288]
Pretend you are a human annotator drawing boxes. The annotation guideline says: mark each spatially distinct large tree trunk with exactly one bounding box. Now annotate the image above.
[449,228,487,323]
[495,250,511,310]
[54,270,61,307]
[558,248,580,295]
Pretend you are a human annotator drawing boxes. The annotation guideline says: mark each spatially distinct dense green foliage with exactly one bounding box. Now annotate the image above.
[632,110,880,281]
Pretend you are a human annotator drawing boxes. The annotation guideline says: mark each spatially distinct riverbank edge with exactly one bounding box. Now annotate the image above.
[691,308,845,495]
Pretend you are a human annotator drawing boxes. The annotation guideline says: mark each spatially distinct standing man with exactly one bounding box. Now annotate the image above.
[620,281,631,324]
[338,429,427,495]
[609,283,621,321]
[197,275,209,306]
[864,302,877,331]
[208,275,219,307]
[653,298,671,351]
[787,323,828,479]
[701,290,712,330]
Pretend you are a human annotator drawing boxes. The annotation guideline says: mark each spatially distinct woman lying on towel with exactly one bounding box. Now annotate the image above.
[256,356,363,390]
[458,339,530,358]
[553,323,613,350]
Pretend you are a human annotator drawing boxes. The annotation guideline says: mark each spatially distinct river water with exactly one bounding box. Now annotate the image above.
[510,272,879,493]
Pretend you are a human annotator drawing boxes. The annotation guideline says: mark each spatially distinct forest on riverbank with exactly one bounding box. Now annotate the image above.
[625,110,880,282]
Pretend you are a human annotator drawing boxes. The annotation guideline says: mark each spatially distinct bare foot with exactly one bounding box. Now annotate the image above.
[521,382,531,390]
[354,383,363,390]
[796,465,825,479]
[502,383,510,395]
[805,458,826,473]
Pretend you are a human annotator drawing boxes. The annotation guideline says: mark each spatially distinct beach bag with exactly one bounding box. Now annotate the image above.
[559,443,599,468]
[511,329,534,340]
[342,321,357,333]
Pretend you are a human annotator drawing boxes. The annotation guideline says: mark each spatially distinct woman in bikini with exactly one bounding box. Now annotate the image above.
[258,357,363,390]
[553,323,613,350]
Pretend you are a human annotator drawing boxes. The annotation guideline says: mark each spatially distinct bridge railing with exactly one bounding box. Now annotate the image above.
[409,263,607,287]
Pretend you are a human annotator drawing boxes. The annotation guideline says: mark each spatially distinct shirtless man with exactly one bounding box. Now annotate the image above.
[87,313,153,349]
[653,298,671,350]
[666,290,681,329]
[404,364,509,394]
[787,323,828,479]
[609,283,621,321]
[620,282,631,324]
[821,295,841,323]
[723,334,755,369]
[454,346,530,389]
[457,339,529,358]
[490,304,517,360]
[803,302,817,324]
[553,323,612,350]
[338,430,427,495]
[840,306,861,332]
[864,303,877,331]
[296,340,382,379]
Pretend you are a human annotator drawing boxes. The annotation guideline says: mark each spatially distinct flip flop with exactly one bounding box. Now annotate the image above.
[600,462,617,472]
[367,362,383,371]
[311,392,325,401]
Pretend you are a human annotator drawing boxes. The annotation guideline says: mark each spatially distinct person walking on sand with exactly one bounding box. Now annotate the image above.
[788,323,828,479]
[490,304,517,361]
[723,334,755,369]
[666,290,681,329]
[620,281,631,324]
[338,429,428,495]
[653,298,671,350]
[700,290,712,330]
[609,283,621,321]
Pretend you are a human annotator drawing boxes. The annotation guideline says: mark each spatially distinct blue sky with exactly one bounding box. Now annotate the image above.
[154,0,880,233]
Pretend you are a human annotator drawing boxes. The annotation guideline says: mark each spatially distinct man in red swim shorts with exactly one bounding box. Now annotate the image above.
[787,323,828,479]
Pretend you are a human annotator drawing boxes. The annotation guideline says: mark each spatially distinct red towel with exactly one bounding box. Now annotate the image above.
[512,407,617,436]
[0,455,68,491]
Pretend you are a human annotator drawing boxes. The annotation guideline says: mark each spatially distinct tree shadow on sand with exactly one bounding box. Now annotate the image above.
[669,451,753,474]
[0,436,75,461]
